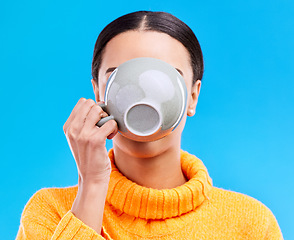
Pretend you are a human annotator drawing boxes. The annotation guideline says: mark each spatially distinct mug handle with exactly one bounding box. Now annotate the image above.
[96,103,115,127]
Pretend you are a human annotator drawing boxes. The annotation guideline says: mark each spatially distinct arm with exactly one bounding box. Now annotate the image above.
[15,189,112,240]
[16,98,117,239]
[63,98,117,234]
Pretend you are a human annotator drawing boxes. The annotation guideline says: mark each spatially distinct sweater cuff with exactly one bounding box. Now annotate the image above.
[51,211,110,240]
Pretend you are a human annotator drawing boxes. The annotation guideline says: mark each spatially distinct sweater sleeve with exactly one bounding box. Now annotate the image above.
[15,189,112,240]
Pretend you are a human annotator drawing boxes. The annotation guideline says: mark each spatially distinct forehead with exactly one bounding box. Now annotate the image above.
[100,31,191,73]
[97,31,194,96]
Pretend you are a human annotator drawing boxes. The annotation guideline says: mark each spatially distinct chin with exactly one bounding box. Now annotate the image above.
[112,132,174,159]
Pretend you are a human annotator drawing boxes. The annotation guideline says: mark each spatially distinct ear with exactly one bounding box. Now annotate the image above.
[187,80,201,117]
[91,79,100,102]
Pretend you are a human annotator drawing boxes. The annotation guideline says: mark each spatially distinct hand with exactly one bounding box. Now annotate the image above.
[63,98,118,184]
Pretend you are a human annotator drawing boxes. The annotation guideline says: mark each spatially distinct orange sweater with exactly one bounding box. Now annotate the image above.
[16,150,283,239]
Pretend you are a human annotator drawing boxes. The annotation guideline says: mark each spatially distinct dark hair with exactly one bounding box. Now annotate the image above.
[91,11,204,85]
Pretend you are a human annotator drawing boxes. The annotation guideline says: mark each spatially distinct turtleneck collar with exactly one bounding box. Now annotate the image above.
[106,149,213,220]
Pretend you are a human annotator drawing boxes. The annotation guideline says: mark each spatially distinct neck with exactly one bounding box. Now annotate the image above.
[112,140,187,190]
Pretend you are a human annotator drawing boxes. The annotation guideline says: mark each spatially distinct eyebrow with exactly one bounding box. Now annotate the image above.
[105,67,184,76]
[175,68,184,76]
[105,67,117,75]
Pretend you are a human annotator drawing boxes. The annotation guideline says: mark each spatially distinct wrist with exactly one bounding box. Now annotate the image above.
[79,171,111,187]
[78,177,110,193]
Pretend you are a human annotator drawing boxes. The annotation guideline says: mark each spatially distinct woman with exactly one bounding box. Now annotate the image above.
[16,11,283,239]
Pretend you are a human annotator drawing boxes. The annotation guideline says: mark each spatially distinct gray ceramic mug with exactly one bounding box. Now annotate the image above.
[97,57,187,142]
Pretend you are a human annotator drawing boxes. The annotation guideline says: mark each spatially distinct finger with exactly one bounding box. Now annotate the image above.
[96,101,105,105]
[98,119,118,140]
[66,99,96,136]
[63,98,87,134]
[107,129,118,140]
[83,104,107,131]
[65,99,97,166]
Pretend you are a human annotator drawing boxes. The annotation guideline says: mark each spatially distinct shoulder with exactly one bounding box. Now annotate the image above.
[210,186,274,217]
[21,186,78,221]
[208,187,283,238]
[211,187,269,209]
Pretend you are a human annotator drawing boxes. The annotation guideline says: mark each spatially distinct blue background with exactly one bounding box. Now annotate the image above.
[1,0,293,239]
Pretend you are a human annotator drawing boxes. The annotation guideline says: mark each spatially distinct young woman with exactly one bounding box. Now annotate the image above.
[16,11,283,239]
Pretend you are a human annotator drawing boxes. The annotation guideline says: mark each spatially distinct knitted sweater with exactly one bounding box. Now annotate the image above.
[16,150,283,239]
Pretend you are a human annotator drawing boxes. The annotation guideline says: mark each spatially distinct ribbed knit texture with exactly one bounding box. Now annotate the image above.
[106,149,212,220]
[16,150,283,239]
